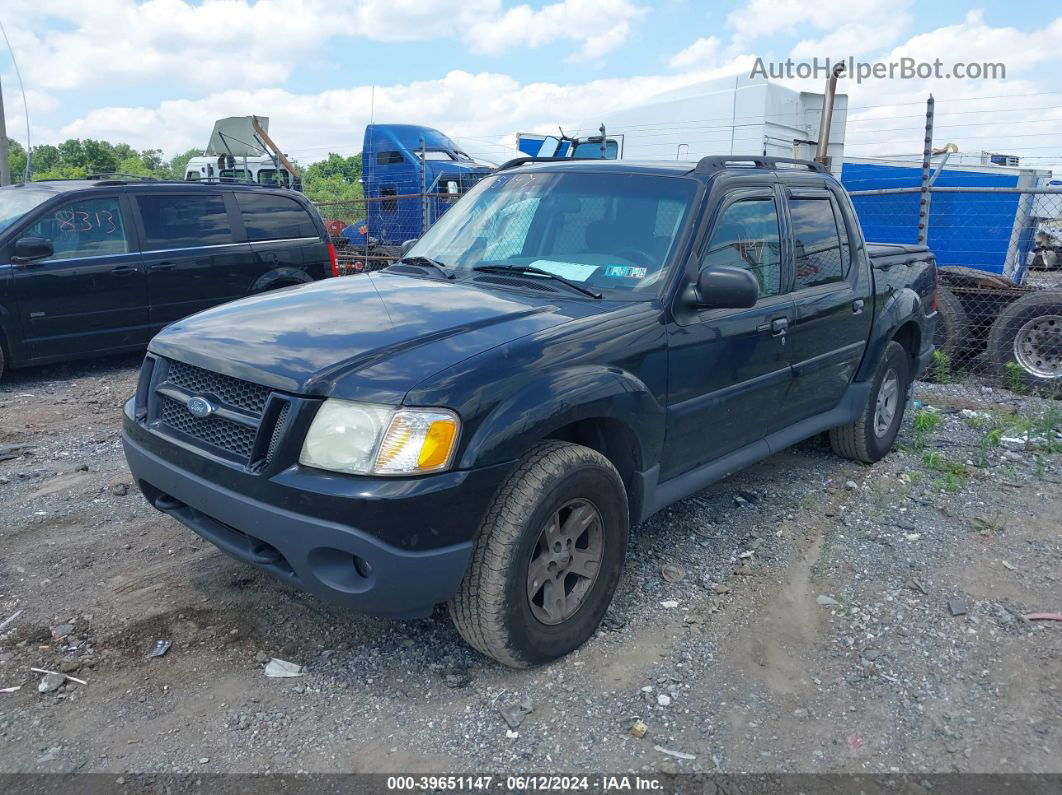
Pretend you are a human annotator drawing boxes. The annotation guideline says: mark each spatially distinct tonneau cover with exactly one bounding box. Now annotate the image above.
[867,242,934,269]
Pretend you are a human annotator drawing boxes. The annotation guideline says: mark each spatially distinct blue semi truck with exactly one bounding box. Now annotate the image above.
[336,124,495,264]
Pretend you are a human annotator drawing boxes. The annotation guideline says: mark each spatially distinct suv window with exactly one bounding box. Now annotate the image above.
[25,196,129,260]
[236,193,318,241]
[790,197,846,289]
[700,197,782,298]
[137,193,233,250]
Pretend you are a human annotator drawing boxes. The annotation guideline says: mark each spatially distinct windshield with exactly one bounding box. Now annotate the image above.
[407,171,696,296]
[0,189,54,234]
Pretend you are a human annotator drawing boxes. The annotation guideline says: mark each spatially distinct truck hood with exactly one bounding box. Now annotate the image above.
[148,271,600,403]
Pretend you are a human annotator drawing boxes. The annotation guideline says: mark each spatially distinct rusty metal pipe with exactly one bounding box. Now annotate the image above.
[815,63,846,165]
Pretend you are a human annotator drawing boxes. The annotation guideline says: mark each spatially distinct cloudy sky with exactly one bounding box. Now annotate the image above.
[1,0,1061,169]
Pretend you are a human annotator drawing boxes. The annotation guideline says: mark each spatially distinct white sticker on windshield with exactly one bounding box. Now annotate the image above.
[528,260,599,282]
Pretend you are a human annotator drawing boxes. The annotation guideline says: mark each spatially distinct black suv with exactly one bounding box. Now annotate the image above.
[0,178,336,379]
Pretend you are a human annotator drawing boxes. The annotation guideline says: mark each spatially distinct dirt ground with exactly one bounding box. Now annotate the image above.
[1,354,1060,776]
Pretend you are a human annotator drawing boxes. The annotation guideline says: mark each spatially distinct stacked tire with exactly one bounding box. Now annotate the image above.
[988,290,1062,394]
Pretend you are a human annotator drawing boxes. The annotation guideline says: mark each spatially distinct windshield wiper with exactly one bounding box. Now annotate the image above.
[472,265,602,299]
[395,256,455,280]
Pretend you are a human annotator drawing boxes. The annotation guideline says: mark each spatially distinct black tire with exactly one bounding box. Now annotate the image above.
[829,340,911,464]
[933,285,968,363]
[987,290,1062,393]
[0,342,5,382]
[449,440,628,668]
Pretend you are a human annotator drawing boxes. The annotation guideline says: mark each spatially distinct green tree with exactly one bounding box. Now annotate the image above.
[56,139,87,169]
[140,148,165,172]
[116,154,154,177]
[302,153,363,203]
[31,144,61,173]
[163,148,202,180]
[80,139,119,174]
[5,140,28,182]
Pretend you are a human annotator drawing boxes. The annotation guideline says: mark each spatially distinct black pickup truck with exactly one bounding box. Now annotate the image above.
[122,156,937,667]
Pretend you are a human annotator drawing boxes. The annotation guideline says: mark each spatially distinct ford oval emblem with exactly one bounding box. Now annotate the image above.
[186,396,216,419]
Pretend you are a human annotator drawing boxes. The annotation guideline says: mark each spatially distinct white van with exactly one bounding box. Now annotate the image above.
[184,154,298,188]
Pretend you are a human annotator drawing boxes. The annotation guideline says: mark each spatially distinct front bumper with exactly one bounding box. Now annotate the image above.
[122,409,512,618]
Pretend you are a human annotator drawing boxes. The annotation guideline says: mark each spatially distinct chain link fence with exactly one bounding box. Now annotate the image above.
[850,186,1062,400]
[314,192,460,275]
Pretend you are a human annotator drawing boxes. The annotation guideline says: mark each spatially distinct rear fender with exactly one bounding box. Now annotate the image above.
[857,287,925,381]
[249,267,315,294]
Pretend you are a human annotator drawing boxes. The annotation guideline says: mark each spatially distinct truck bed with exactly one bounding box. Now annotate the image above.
[866,243,934,269]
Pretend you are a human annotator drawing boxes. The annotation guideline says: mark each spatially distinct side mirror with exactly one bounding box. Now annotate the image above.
[446,180,459,195]
[693,265,759,309]
[399,239,418,257]
[13,237,54,263]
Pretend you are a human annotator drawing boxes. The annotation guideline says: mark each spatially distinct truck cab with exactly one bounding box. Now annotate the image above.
[347,124,495,250]
[184,154,298,189]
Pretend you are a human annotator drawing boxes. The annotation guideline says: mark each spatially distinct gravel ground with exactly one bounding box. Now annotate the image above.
[0,356,1060,775]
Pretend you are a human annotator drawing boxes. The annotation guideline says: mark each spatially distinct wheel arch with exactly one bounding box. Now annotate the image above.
[248,266,315,294]
[456,366,665,523]
[857,288,926,381]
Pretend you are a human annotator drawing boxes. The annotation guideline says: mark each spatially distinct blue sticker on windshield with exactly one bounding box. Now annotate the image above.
[604,265,647,279]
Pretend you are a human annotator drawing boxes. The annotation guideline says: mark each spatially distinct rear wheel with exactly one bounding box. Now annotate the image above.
[830,340,911,464]
[0,342,5,382]
[449,441,628,667]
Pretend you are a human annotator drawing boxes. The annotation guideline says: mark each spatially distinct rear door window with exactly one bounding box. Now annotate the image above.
[136,194,233,250]
[25,196,130,260]
[789,196,846,289]
[235,193,318,241]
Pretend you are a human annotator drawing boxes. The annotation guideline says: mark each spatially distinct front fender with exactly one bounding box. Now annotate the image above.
[858,286,927,381]
[458,366,665,472]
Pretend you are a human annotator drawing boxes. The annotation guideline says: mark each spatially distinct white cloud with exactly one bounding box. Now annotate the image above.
[467,0,646,62]
[54,64,744,159]
[726,0,911,55]
[1,0,644,95]
[668,36,720,70]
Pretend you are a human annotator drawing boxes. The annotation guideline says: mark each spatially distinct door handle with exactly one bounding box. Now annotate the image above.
[852,298,865,313]
[111,264,138,274]
[757,317,789,335]
[150,262,177,271]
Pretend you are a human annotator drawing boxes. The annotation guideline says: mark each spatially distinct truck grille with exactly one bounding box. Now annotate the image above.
[166,360,271,415]
[159,394,257,459]
[144,357,295,467]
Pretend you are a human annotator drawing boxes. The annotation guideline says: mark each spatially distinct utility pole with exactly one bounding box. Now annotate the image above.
[0,76,10,186]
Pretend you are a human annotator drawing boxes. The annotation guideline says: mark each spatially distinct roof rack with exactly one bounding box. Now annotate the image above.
[496,156,600,171]
[85,173,160,182]
[694,156,829,175]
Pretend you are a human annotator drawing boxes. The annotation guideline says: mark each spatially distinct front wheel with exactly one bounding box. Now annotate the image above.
[449,441,628,668]
[830,340,911,464]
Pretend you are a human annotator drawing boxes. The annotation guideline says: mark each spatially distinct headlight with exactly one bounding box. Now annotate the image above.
[298,399,460,476]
